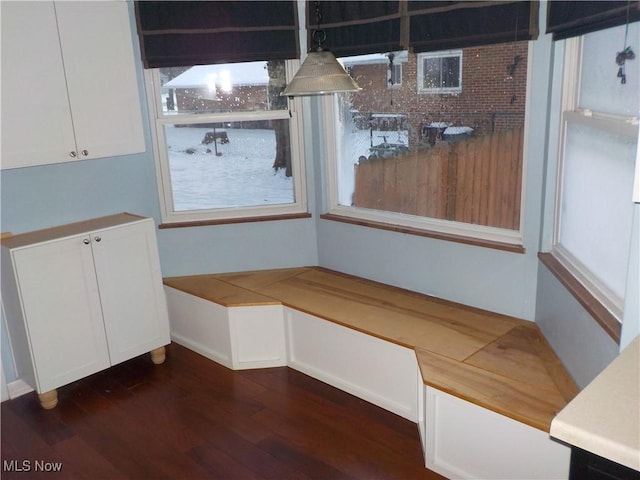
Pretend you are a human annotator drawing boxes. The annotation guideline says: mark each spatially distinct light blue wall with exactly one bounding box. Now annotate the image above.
[536,264,620,389]
[620,207,639,350]
[536,204,639,389]
[0,152,160,233]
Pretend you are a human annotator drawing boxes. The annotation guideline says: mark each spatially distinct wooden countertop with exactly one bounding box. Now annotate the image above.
[164,266,579,432]
[0,213,145,249]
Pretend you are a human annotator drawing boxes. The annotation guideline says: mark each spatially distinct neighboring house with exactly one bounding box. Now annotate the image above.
[162,62,271,113]
[343,41,528,148]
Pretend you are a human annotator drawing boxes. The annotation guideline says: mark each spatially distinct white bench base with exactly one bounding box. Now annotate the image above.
[164,285,570,479]
[165,287,286,370]
[422,386,570,480]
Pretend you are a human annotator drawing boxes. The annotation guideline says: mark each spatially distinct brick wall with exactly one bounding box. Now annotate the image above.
[175,85,269,113]
[348,41,528,147]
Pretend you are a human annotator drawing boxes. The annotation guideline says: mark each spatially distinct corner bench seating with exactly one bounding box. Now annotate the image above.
[163,266,579,479]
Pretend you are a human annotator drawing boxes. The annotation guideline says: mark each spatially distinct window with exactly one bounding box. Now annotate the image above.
[417,51,462,94]
[326,42,529,249]
[388,63,402,88]
[145,60,307,225]
[552,23,639,322]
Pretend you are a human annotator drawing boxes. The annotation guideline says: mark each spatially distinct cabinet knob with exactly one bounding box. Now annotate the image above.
[81,150,89,157]
[70,151,77,158]
[83,238,90,245]
[94,236,101,242]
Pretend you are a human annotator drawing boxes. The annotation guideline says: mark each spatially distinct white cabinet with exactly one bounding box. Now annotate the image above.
[0,1,144,170]
[1,214,170,408]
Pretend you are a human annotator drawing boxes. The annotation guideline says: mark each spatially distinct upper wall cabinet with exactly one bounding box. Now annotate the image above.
[1,1,145,170]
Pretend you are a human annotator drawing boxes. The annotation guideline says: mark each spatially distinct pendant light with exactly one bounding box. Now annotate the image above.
[281,1,361,97]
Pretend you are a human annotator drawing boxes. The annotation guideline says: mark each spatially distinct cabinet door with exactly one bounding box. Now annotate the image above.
[90,220,170,365]
[55,1,145,160]
[0,1,77,169]
[11,237,111,393]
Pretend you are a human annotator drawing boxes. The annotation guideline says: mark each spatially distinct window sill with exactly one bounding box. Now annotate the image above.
[159,212,312,229]
[320,212,525,253]
[538,252,621,343]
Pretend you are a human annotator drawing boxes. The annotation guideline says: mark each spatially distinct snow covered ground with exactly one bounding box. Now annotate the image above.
[164,124,409,211]
[165,125,294,211]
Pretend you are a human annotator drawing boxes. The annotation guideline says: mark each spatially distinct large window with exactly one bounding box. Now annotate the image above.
[145,60,307,225]
[552,23,639,322]
[325,42,529,249]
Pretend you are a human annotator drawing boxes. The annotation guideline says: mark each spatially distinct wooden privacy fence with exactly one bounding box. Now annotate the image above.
[353,128,523,230]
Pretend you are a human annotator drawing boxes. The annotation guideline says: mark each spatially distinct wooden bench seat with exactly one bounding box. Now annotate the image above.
[164,266,578,433]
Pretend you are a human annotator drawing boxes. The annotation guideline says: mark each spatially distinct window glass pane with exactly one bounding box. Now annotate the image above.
[337,42,528,231]
[559,122,636,299]
[159,61,287,114]
[579,23,639,117]
[423,57,442,89]
[164,119,294,211]
[441,56,460,88]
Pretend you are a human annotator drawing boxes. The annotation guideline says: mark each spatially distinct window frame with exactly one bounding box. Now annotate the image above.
[321,46,534,251]
[144,61,308,226]
[417,50,463,95]
[387,62,402,89]
[551,36,639,323]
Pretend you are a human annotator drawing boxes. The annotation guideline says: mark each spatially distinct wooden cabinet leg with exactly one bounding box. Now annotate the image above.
[150,346,166,365]
[38,389,58,410]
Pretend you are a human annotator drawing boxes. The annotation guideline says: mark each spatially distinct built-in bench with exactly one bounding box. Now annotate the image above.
[163,266,579,480]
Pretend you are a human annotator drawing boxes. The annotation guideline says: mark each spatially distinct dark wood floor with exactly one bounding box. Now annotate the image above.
[1,344,446,479]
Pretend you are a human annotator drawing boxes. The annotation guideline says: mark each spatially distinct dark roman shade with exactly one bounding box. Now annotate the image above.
[134,1,299,68]
[546,1,640,41]
[307,1,538,58]
[308,1,404,57]
[407,1,539,53]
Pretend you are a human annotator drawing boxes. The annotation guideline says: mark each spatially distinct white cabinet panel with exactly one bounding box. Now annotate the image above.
[0,1,76,168]
[54,1,144,161]
[424,386,570,480]
[92,221,169,365]
[11,237,110,393]
[0,1,144,169]
[285,308,419,421]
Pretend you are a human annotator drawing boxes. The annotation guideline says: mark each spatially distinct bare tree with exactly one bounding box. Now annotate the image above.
[267,60,292,177]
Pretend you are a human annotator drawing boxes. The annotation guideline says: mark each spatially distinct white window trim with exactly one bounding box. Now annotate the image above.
[551,37,639,321]
[322,46,533,248]
[417,50,463,95]
[144,61,307,225]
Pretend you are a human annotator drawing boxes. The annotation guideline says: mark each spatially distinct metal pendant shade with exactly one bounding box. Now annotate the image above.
[282,49,362,96]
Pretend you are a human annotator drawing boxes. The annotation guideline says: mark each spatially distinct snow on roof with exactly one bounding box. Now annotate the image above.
[340,50,409,66]
[163,62,269,90]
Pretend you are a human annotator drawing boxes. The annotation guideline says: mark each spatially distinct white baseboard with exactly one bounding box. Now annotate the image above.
[7,379,33,400]
[170,333,233,370]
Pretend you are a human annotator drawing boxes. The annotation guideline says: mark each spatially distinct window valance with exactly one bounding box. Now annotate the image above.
[134,1,299,68]
[134,1,540,69]
[407,1,539,53]
[307,1,404,57]
[546,1,640,41]
[307,1,538,58]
